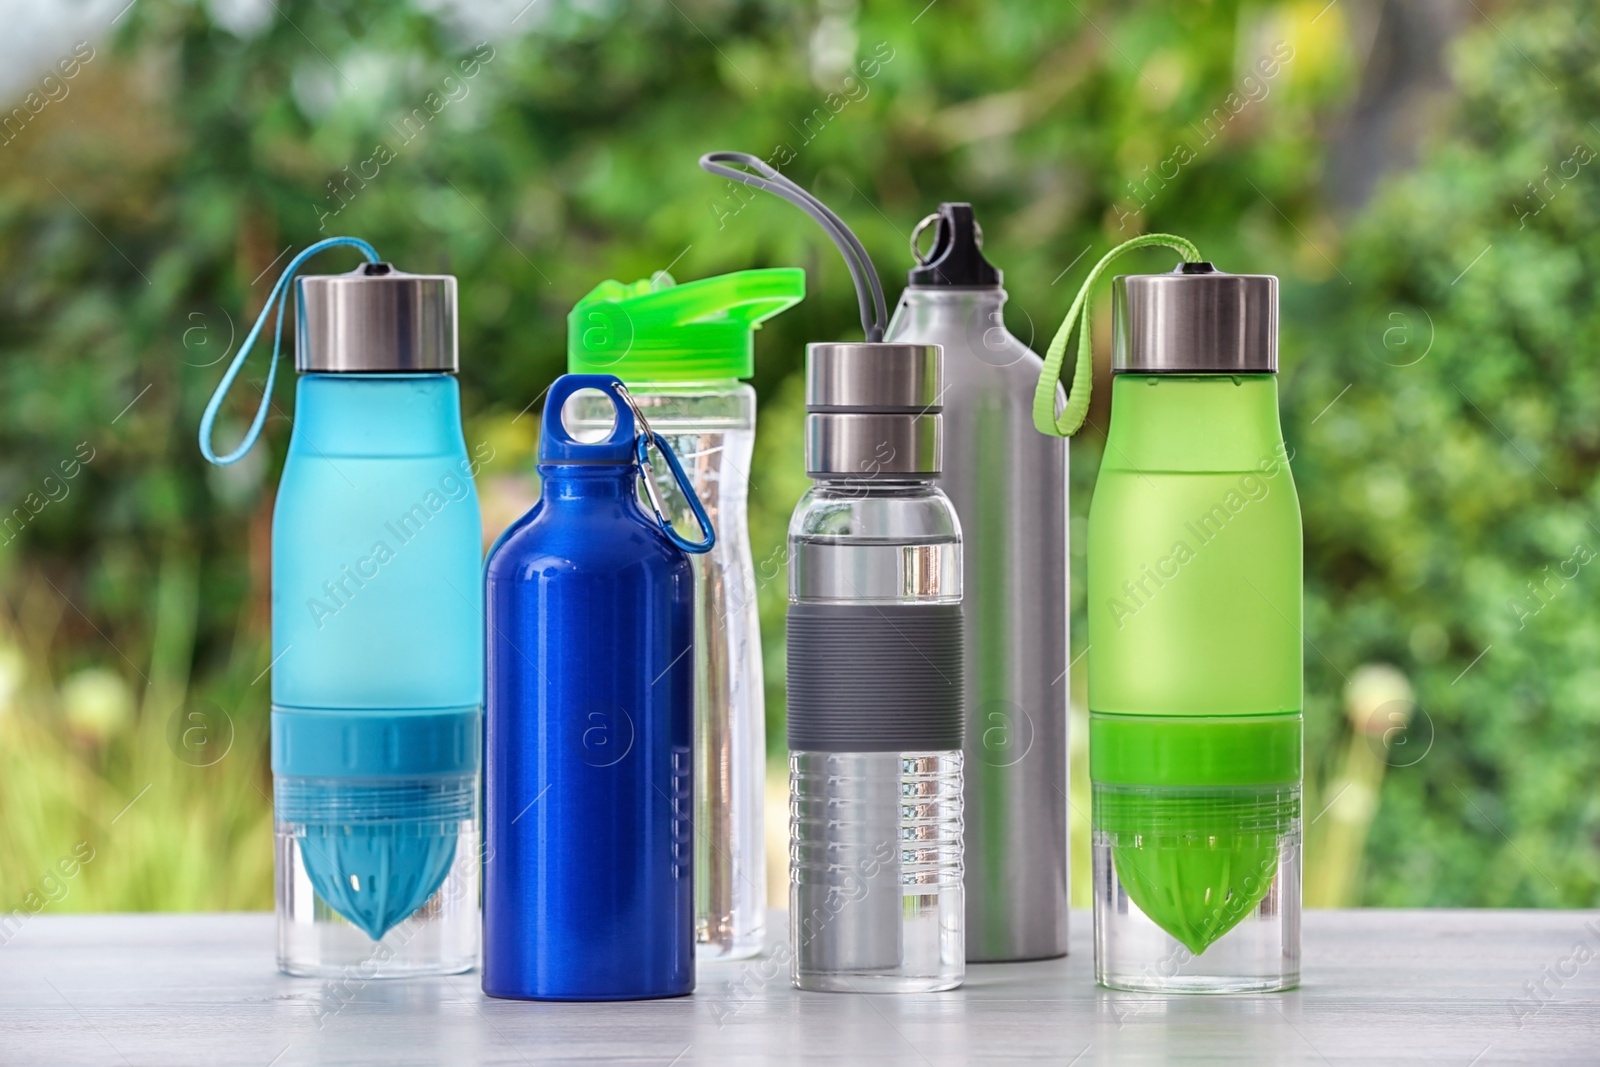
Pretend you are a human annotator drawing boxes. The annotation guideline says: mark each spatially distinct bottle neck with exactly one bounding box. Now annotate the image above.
[813,475,937,485]
[622,377,743,394]
[1102,374,1285,473]
[809,477,940,496]
[538,463,639,501]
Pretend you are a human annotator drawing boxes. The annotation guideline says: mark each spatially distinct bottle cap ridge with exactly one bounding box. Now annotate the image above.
[296,263,459,373]
[1112,264,1277,375]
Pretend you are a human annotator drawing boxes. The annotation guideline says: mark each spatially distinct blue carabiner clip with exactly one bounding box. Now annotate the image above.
[634,431,716,555]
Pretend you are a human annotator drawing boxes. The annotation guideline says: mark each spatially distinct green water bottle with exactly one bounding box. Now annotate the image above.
[1035,238,1301,993]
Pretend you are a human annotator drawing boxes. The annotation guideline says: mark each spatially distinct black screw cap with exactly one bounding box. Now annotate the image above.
[908,203,1001,287]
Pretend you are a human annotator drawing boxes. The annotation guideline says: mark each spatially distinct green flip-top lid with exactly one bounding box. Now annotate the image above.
[567,268,805,381]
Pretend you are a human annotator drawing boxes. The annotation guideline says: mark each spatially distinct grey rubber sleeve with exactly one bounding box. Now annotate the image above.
[786,602,964,752]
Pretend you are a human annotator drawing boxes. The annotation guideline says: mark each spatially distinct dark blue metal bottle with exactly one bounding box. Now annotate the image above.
[483,373,711,1001]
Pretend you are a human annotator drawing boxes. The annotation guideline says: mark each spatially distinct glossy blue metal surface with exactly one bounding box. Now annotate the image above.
[482,375,696,1001]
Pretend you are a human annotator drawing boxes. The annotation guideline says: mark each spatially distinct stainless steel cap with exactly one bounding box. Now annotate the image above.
[804,342,943,477]
[295,263,459,373]
[1112,264,1277,374]
[806,342,942,412]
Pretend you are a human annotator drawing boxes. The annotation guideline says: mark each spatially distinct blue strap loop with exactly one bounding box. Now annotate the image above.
[198,236,381,465]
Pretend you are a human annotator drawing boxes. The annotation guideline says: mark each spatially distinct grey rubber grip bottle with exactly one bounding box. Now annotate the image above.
[787,341,965,994]
[884,204,1070,962]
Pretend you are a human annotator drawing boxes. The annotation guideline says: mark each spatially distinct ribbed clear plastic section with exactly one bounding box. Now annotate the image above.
[275,776,477,823]
[789,750,964,992]
[1093,783,1300,993]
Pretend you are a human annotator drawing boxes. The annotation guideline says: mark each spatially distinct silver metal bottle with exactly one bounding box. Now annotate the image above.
[884,204,1070,962]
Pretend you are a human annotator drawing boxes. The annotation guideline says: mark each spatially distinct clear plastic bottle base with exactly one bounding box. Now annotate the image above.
[276,818,481,979]
[1092,786,1300,994]
[790,751,965,994]
[793,954,963,994]
[791,895,964,994]
[696,926,767,962]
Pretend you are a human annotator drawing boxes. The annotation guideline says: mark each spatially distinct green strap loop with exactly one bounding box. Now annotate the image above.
[1032,233,1202,437]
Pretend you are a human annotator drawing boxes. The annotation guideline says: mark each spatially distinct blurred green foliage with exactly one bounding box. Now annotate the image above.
[1288,2,1600,906]
[0,0,1593,913]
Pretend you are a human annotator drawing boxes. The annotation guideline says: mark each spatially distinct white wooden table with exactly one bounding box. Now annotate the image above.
[1,910,1596,1065]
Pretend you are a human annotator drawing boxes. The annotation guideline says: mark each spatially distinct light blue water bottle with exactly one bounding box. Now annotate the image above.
[200,238,484,977]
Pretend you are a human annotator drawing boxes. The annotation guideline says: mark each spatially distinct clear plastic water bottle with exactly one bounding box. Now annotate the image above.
[786,341,965,993]
[567,270,804,961]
